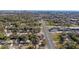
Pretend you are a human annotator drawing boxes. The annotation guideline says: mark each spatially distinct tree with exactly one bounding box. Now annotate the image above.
[63,41,77,49]
[0,32,7,40]
[28,34,38,48]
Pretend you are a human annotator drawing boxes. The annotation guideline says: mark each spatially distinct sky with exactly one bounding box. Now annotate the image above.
[0,0,79,10]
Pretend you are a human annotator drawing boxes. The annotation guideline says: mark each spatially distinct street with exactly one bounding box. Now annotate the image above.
[41,19,55,49]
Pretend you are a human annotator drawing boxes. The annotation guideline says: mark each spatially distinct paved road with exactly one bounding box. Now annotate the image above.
[41,20,55,49]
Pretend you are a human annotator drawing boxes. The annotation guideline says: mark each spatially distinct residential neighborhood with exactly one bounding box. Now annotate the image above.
[0,10,79,49]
